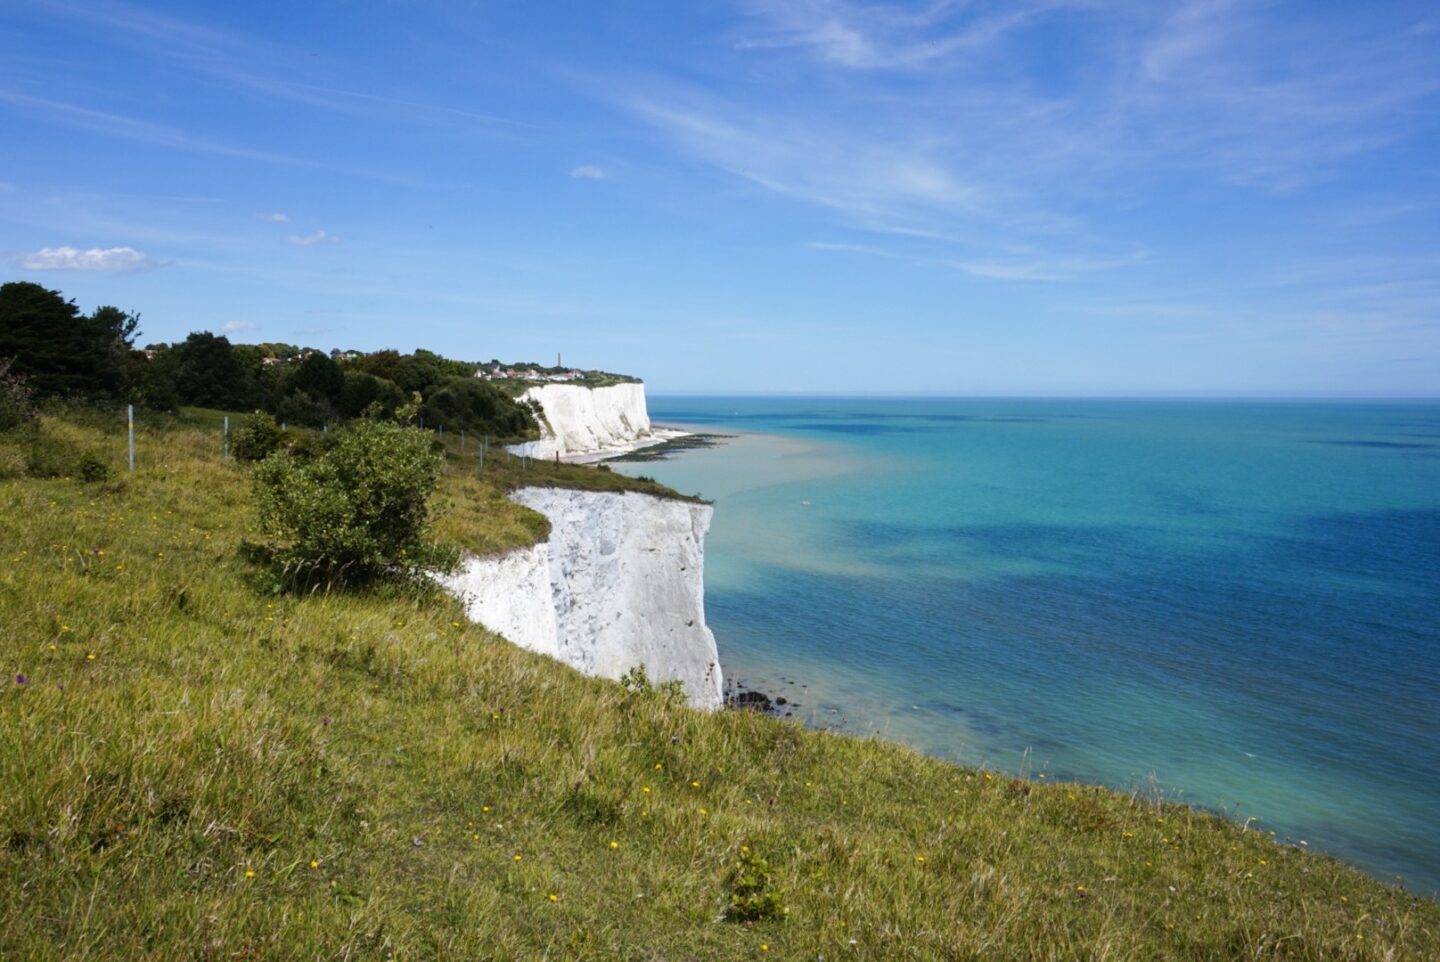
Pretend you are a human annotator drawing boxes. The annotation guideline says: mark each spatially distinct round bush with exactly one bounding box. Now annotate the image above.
[231,411,285,462]
[252,419,442,583]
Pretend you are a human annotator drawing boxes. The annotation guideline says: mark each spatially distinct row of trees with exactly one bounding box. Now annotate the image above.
[0,281,539,438]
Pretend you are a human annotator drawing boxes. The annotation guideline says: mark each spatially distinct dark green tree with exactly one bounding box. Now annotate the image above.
[338,370,405,419]
[348,350,448,396]
[285,351,344,402]
[421,377,537,438]
[125,346,182,411]
[274,389,333,428]
[174,332,256,409]
[0,282,138,398]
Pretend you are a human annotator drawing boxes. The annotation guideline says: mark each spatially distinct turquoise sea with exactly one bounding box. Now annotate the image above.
[614,398,1440,896]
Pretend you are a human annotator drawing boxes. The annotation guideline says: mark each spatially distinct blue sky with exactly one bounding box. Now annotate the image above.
[2,0,1437,395]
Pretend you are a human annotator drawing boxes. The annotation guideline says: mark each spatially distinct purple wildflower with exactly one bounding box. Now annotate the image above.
[15,674,27,685]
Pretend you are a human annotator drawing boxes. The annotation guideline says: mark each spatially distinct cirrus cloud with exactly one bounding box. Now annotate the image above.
[288,229,338,246]
[19,245,159,272]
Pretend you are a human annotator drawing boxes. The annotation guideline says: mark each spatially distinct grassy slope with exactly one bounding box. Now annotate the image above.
[2,412,1438,961]
[488,371,640,399]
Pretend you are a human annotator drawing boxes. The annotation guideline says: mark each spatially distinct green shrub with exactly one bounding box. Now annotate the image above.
[23,428,77,478]
[618,663,685,703]
[0,439,25,479]
[74,451,113,483]
[231,411,284,462]
[725,846,786,922]
[282,427,335,461]
[252,419,443,585]
[0,357,34,432]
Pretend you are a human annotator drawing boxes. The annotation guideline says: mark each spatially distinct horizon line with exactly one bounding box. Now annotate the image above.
[644,391,1440,401]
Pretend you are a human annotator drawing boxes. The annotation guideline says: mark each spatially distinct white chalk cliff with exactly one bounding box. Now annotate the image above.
[439,487,724,710]
[506,382,656,461]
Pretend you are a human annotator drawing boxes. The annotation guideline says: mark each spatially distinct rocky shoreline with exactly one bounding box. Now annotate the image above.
[723,677,801,717]
[604,430,735,463]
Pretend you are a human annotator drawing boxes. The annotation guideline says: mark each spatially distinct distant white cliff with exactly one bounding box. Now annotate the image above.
[439,487,723,710]
[506,382,681,462]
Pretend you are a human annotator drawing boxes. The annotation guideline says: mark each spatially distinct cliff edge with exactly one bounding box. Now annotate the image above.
[506,382,681,461]
[438,486,723,710]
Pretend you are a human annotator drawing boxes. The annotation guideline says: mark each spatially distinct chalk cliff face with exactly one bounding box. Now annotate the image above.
[506,382,652,460]
[439,487,723,710]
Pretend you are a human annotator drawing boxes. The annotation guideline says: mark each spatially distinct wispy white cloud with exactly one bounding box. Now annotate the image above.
[1140,0,1236,83]
[735,0,1069,70]
[0,90,327,168]
[569,165,609,180]
[34,0,531,134]
[222,319,256,333]
[629,95,980,220]
[803,240,899,257]
[1127,2,1440,187]
[949,254,1142,283]
[616,86,1128,280]
[806,240,1142,281]
[727,1,1440,194]
[288,230,339,247]
[257,211,289,223]
[19,245,159,271]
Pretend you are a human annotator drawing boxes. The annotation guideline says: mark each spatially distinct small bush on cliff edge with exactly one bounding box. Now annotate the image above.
[253,418,445,586]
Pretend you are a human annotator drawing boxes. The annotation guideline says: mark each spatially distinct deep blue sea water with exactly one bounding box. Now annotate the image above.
[615,398,1440,896]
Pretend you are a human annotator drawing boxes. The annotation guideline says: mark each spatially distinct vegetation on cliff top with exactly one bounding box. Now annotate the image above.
[0,280,640,446]
[1,408,1438,961]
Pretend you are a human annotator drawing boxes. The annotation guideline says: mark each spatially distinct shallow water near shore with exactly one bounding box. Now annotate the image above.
[615,397,1440,895]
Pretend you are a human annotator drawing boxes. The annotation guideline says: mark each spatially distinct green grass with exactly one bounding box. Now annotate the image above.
[2,411,1438,961]
[487,370,641,398]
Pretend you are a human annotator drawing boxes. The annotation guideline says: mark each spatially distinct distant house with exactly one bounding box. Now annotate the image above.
[474,364,585,383]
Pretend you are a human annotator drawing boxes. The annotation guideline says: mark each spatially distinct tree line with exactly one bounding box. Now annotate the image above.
[0,281,539,439]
